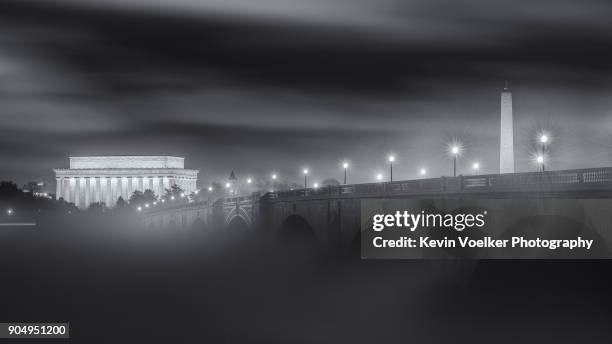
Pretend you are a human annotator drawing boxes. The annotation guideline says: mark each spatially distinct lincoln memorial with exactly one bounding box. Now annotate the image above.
[54,156,199,208]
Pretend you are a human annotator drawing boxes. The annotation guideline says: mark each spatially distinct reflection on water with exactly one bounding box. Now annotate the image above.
[0,213,611,343]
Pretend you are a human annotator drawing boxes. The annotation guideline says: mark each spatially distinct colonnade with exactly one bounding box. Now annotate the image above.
[55,175,197,208]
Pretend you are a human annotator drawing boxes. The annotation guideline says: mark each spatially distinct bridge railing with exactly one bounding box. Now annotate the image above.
[263,167,612,201]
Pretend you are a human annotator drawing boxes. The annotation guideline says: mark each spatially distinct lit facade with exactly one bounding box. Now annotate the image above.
[54,156,199,208]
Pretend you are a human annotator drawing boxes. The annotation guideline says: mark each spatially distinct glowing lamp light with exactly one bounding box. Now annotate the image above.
[451,146,459,155]
[540,134,549,144]
[247,178,252,184]
[303,169,309,175]
[376,173,383,181]
[194,190,199,195]
[388,155,395,163]
[272,174,277,180]
[161,199,166,203]
[225,182,231,188]
[208,186,213,192]
[473,162,480,170]
[536,155,544,164]
[170,196,175,200]
[180,193,185,198]
[137,206,142,212]
[7,208,13,215]
[145,203,149,208]
[343,162,349,169]
[313,183,319,189]
[420,168,427,176]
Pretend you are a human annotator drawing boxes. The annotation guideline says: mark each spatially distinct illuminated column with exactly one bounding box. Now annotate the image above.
[84,177,91,207]
[101,177,110,206]
[89,177,100,203]
[152,176,160,199]
[137,177,144,192]
[157,177,164,198]
[121,177,129,200]
[117,176,123,201]
[55,177,62,200]
[128,176,134,198]
[93,177,100,203]
[63,178,71,203]
[69,177,76,206]
[74,178,79,207]
[163,176,170,196]
[500,82,515,173]
[110,177,118,206]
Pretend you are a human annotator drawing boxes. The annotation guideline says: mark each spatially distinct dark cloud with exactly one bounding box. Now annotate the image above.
[1,0,612,187]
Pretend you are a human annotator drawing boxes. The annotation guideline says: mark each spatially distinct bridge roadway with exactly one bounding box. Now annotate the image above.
[140,167,612,250]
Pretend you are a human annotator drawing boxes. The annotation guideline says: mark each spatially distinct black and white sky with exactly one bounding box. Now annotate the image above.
[1,0,612,187]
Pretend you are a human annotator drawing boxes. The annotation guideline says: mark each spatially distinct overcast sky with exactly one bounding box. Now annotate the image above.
[1,0,612,188]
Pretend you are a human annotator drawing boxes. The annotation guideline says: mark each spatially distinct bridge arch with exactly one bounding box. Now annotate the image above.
[277,214,318,249]
[224,207,252,228]
[191,217,206,230]
[226,215,250,237]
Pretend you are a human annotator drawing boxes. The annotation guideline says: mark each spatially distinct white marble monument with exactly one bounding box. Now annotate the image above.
[54,156,199,208]
[499,82,515,173]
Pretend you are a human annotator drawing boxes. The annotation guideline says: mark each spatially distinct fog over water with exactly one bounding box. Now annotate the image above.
[1,213,611,343]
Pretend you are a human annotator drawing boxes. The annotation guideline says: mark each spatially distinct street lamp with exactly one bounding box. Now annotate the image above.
[342,162,349,184]
[137,206,142,212]
[208,186,213,192]
[7,208,13,216]
[247,178,252,184]
[420,168,427,177]
[271,173,277,191]
[472,162,480,174]
[450,144,461,177]
[225,182,231,188]
[539,133,549,172]
[376,173,383,181]
[388,155,395,182]
[313,183,319,189]
[536,154,545,167]
[303,169,309,188]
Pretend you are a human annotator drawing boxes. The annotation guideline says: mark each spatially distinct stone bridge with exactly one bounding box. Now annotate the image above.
[140,167,612,251]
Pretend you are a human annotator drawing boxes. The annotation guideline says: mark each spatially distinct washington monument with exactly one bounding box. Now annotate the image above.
[499,82,515,173]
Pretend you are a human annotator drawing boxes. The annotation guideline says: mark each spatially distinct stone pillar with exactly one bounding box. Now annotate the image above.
[110,177,117,206]
[56,177,62,200]
[90,178,96,204]
[84,177,91,208]
[102,177,110,206]
[163,176,170,195]
[128,176,134,199]
[121,177,129,201]
[94,177,100,203]
[68,177,76,203]
[63,178,70,203]
[152,176,160,199]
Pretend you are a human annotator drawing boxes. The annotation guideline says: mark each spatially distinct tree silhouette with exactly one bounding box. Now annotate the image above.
[162,185,184,200]
[129,189,157,205]
[115,196,127,209]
